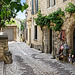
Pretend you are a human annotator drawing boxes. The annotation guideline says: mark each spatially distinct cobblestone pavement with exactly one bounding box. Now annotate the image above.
[4,42,75,75]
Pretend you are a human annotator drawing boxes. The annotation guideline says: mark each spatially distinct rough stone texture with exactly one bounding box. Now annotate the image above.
[0,32,8,60]
[40,0,75,56]
[0,61,4,75]
[53,13,75,56]
[4,42,75,75]
[0,32,12,64]
[26,0,42,50]
[26,0,75,57]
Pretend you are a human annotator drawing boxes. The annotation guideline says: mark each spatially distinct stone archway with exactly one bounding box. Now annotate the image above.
[62,13,75,50]
[66,21,75,50]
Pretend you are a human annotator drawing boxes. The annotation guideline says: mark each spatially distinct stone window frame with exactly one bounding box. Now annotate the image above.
[47,0,50,8]
[63,0,67,2]
[47,0,56,8]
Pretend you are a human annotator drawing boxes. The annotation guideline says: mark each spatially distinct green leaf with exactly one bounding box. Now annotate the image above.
[3,0,11,4]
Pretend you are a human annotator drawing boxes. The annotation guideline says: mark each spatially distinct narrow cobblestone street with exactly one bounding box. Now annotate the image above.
[4,42,75,75]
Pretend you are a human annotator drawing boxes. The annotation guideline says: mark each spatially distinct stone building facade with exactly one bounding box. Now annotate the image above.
[26,0,42,50]
[26,0,75,57]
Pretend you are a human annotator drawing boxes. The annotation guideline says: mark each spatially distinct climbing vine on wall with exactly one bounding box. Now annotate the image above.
[65,2,75,15]
[48,8,64,31]
[35,2,75,31]
[35,10,50,27]
[35,9,64,31]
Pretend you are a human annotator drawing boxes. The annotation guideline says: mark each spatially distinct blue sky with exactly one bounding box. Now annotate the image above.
[16,0,26,20]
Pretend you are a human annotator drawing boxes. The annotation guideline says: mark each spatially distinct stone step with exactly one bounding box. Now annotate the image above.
[0,60,4,75]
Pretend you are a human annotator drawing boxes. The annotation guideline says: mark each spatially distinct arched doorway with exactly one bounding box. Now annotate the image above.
[73,29,75,57]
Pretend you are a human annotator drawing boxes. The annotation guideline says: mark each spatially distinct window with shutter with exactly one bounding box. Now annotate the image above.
[31,0,34,15]
[36,0,38,13]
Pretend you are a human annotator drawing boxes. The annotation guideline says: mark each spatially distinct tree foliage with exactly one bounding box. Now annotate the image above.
[5,19,16,25]
[0,0,28,28]
[20,19,25,31]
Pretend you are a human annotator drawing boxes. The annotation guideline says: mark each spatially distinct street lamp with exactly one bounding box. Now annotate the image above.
[24,11,28,42]
[25,11,28,17]
[25,11,28,28]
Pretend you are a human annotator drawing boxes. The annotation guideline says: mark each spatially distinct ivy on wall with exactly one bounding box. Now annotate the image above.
[65,2,75,15]
[35,2,75,31]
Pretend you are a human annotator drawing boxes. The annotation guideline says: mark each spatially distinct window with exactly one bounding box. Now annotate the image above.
[63,0,67,2]
[31,0,34,15]
[35,0,38,13]
[52,0,56,6]
[26,29,28,40]
[47,0,50,8]
[47,0,55,8]
[54,0,55,5]
[31,0,38,15]
[34,26,37,39]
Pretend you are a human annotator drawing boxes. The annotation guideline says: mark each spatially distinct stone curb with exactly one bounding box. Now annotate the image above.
[0,61,4,75]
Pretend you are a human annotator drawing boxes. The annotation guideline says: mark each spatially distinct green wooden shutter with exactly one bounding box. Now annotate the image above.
[32,0,34,15]
[36,0,38,13]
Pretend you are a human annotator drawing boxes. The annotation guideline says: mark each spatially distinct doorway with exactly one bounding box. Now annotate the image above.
[73,29,75,57]
[50,29,52,54]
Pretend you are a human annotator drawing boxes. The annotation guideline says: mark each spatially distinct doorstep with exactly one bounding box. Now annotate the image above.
[0,60,4,75]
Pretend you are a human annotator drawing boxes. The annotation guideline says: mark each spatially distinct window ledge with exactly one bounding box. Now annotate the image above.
[34,39,38,41]
[47,5,55,10]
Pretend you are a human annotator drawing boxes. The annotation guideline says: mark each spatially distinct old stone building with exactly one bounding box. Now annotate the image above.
[26,0,42,51]
[26,0,75,57]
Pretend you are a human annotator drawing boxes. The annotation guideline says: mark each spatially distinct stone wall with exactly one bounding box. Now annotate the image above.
[0,32,12,64]
[52,13,75,56]
[0,33,8,60]
[62,13,75,49]
[41,0,75,15]
[40,0,75,56]
[26,0,75,56]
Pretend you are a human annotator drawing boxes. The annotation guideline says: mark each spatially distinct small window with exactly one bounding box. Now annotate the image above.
[63,0,67,2]
[36,0,38,13]
[47,0,50,8]
[47,0,55,8]
[31,0,34,15]
[54,0,55,5]
[34,26,37,39]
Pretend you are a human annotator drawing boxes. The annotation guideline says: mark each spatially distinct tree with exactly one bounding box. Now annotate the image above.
[20,19,25,31]
[0,0,28,31]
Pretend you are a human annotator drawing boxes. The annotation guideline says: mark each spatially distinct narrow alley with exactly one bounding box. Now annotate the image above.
[4,42,75,75]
